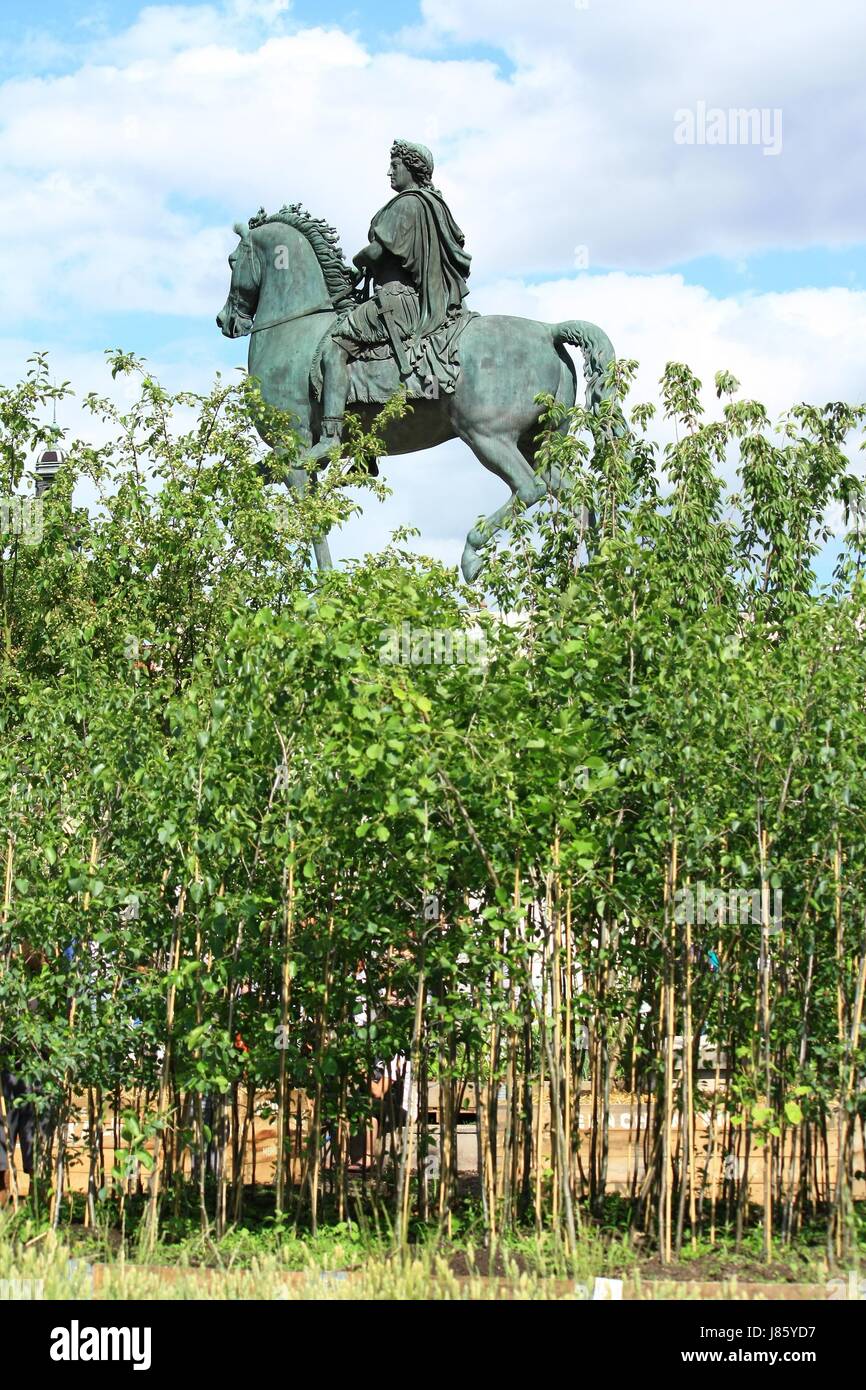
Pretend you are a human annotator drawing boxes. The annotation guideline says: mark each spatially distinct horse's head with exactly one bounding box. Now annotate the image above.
[217,222,261,337]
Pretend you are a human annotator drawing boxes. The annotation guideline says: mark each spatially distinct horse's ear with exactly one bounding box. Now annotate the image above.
[233,221,251,241]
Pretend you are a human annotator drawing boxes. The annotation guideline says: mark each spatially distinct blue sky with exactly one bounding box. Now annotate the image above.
[2,0,864,572]
[1,1,513,74]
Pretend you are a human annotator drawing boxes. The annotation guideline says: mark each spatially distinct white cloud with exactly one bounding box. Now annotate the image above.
[89,0,292,62]
[477,274,866,416]
[1,1,863,574]
[2,0,864,331]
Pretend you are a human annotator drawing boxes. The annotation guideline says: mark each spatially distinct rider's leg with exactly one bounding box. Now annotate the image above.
[306,338,351,465]
[306,337,380,475]
[321,337,351,426]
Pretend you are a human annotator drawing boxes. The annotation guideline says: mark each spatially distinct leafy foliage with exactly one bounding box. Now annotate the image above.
[1,352,865,1261]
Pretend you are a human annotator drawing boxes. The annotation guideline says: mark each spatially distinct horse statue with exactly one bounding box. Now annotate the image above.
[216,202,616,582]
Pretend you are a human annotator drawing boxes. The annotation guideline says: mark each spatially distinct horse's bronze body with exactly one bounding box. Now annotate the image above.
[218,206,615,580]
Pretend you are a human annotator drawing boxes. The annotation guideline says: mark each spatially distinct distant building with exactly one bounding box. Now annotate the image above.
[35,445,65,496]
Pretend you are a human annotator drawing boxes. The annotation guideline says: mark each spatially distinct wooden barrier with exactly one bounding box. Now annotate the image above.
[6,1088,865,1205]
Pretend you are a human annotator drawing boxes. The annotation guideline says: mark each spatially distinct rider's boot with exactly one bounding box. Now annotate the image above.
[306,414,345,467]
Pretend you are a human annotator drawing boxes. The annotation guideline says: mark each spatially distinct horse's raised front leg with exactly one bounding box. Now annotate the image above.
[459,431,546,583]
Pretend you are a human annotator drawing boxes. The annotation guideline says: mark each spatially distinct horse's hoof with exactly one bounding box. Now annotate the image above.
[461,542,484,584]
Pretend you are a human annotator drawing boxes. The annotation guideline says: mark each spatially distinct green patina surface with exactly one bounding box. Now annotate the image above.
[218,138,617,580]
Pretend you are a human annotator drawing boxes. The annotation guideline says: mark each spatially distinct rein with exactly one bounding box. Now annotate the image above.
[250,302,335,334]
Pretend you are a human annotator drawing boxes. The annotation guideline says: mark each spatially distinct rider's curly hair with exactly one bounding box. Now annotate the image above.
[391,139,436,190]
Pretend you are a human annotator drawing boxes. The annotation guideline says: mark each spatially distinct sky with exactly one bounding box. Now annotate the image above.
[2,0,864,572]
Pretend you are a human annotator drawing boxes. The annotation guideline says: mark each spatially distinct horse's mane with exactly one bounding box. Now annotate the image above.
[248,204,359,309]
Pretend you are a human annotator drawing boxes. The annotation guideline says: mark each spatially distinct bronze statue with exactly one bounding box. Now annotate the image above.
[217,138,616,581]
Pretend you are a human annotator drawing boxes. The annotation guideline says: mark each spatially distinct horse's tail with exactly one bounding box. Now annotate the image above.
[552,320,616,413]
[552,321,628,556]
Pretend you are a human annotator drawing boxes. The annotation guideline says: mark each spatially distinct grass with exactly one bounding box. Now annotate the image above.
[1,1191,862,1299]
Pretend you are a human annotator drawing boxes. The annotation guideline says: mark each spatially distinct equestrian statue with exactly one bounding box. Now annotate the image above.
[217,138,616,582]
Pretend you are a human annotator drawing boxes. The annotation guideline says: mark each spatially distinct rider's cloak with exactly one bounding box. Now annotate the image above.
[368,187,471,336]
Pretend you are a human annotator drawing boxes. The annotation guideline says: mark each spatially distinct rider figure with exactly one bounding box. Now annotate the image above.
[305,139,472,465]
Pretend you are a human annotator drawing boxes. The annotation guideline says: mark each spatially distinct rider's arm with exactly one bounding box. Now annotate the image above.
[353,240,383,270]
